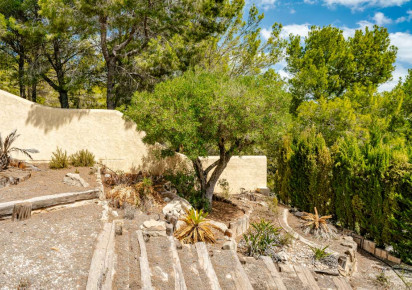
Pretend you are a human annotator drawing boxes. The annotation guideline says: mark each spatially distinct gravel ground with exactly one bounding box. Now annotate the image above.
[0,203,102,289]
[0,164,98,203]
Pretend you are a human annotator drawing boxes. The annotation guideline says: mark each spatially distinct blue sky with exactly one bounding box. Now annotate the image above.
[248,0,412,91]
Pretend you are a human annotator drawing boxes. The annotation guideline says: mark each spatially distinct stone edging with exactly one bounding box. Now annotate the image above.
[351,233,401,265]
[228,208,253,237]
[279,209,358,277]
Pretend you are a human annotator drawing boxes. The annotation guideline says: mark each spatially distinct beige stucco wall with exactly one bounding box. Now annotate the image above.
[0,89,267,192]
[201,156,267,194]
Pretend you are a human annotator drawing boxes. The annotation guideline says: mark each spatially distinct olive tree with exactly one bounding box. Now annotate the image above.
[125,70,290,206]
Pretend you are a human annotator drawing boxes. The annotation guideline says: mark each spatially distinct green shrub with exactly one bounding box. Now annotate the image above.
[243,220,281,257]
[70,149,95,167]
[49,147,69,169]
[309,245,331,260]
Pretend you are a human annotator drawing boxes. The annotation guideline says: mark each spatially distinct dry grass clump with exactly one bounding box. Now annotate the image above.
[175,209,220,244]
[70,149,95,167]
[49,147,69,169]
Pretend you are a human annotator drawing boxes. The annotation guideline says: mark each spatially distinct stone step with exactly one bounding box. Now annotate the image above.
[277,262,308,290]
[242,256,283,290]
[177,243,209,290]
[209,248,253,290]
[145,235,176,290]
[293,265,320,290]
[260,256,287,290]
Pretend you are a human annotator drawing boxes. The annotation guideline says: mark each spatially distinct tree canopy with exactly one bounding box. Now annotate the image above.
[125,69,291,204]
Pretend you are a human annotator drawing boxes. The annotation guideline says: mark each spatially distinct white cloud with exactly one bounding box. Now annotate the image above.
[390,32,412,64]
[341,20,373,38]
[395,10,412,23]
[378,63,409,91]
[290,8,296,14]
[280,24,311,39]
[253,0,278,10]
[373,12,392,25]
[322,0,410,10]
[261,24,311,40]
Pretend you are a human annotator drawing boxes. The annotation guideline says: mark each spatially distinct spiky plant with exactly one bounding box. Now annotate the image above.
[0,130,38,171]
[174,209,220,244]
[302,207,332,233]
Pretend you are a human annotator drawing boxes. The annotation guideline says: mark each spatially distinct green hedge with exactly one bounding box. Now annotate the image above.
[272,129,412,264]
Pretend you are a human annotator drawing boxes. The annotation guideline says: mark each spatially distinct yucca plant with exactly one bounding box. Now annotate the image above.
[0,130,38,171]
[174,209,219,244]
[309,245,331,260]
[302,207,332,233]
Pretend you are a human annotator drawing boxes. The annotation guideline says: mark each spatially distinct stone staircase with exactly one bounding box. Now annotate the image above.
[110,220,353,290]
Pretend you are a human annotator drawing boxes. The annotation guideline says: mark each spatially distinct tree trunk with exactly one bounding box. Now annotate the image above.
[31,82,37,103]
[18,53,26,99]
[59,89,69,108]
[106,58,116,109]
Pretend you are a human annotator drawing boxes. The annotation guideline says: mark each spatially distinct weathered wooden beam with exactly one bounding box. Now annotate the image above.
[168,236,187,290]
[195,242,221,290]
[231,250,253,290]
[86,222,116,290]
[0,189,99,217]
[137,230,153,290]
[260,256,287,290]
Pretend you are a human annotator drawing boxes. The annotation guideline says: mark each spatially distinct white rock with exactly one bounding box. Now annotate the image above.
[141,220,166,231]
[164,197,171,202]
[63,173,89,187]
[162,196,192,218]
[209,220,228,233]
[104,173,111,178]
[222,239,237,251]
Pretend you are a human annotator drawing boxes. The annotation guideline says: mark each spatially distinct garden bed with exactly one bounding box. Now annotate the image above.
[0,163,98,203]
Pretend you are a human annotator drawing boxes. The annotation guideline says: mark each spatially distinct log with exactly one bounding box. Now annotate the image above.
[168,236,187,290]
[12,202,32,221]
[293,266,320,290]
[86,222,116,290]
[333,277,353,290]
[0,189,99,217]
[137,230,153,290]
[195,242,221,290]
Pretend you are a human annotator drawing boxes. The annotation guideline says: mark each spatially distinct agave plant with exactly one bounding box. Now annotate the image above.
[0,130,39,171]
[302,207,332,233]
[174,208,220,244]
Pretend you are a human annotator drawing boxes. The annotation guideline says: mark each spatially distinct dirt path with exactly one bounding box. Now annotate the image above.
[0,203,102,289]
[0,164,98,203]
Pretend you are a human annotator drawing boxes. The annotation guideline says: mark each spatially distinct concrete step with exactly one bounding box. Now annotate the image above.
[277,262,308,290]
[242,256,284,290]
[209,248,253,290]
[177,243,209,290]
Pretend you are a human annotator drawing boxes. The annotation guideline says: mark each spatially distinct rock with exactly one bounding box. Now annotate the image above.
[142,220,166,231]
[63,173,89,187]
[166,223,174,236]
[104,173,111,178]
[239,256,247,264]
[164,197,171,203]
[209,220,228,233]
[162,197,192,218]
[274,251,289,262]
[224,229,233,237]
[115,222,123,236]
[293,211,305,217]
[222,239,237,251]
[175,240,183,250]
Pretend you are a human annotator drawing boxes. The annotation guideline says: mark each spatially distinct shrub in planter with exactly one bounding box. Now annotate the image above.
[49,147,69,169]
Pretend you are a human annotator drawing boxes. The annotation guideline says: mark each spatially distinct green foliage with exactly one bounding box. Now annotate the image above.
[286,25,397,112]
[49,147,69,169]
[243,220,281,257]
[266,195,279,214]
[69,149,95,167]
[126,69,290,205]
[309,245,331,260]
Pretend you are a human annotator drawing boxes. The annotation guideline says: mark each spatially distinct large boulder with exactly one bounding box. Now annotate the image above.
[162,196,192,218]
[63,173,89,187]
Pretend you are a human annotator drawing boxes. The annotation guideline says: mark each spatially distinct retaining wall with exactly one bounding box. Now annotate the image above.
[0,89,267,193]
